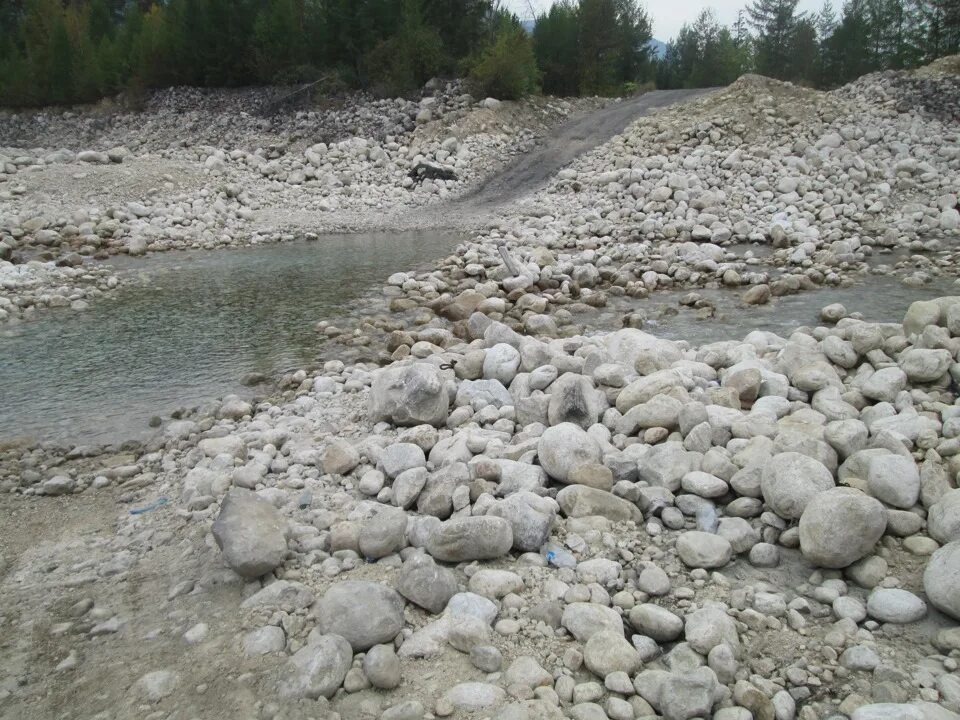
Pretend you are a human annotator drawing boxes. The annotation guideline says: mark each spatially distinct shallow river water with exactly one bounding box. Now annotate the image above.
[1,236,956,446]
[0,232,461,445]
[599,274,959,346]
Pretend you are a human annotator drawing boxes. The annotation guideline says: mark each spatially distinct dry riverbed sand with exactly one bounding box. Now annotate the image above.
[1,63,960,720]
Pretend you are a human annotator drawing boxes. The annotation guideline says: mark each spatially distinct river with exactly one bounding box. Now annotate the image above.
[1,235,954,446]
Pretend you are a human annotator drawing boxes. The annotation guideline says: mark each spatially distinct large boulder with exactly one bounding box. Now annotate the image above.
[676,531,733,569]
[363,644,401,690]
[546,373,602,428]
[561,602,624,641]
[556,485,643,522]
[637,442,698,491]
[537,423,602,483]
[321,438,360,475]
[457,379,513,409]
[379,443,427,479]
[684,603,741,656]
[928,489,960,544]
[629,604,684,641]
[659,667,720,720]
[426,516,513,562]
[487,492,557,552]
[866,588,927,624]
[924,541,960,621]
[899,348,952,383]
[904,300,942,337]
[281,633,352,699]
[861,367,908,403]
[867,455,920,509]
[583,630,641,677]
[761,452,835,520]
[603,330,682,374]
[369,363,449,427]
[312,581,405,651]
[798,488,887,568]
[483,343,521,384]
[615,369,686,413]
[199,434,246,459]
[212,489,288,578]
[397,553,458,613]
[358,506,408,559]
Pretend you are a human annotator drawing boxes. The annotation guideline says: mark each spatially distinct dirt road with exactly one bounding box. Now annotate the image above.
[456,88,717,209]
[259,87,717,233]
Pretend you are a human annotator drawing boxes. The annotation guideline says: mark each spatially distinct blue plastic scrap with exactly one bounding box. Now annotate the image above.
[129,497,169,515]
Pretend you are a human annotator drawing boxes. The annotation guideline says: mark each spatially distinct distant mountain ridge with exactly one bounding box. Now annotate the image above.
[648,38,667,58]
[520,19,666,59]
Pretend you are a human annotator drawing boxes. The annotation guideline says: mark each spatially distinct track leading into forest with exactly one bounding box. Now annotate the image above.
[456,88,718,210]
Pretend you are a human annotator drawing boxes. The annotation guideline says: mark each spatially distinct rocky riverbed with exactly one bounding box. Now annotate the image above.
[1,62,960,720]
[0,81,603,323]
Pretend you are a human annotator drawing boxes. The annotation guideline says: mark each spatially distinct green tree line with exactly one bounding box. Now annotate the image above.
[657,0,959,89]
[0,0,654,107]
[4,0,952,108]
[0,0,503,105]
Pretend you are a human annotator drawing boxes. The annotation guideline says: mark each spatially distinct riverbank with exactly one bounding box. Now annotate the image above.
[1,62,960,720]
[3,289,960,720]
[0,81,606,324]
[1,69,958,327]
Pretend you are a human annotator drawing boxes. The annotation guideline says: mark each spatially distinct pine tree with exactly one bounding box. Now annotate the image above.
[816,1,839,39]
[613,0,653,90]
[733,9,751,46]
[657,10,753,89]
[253,0,307,83]
[912,0,960,57]
[533,1,580,95]
[467,23,540,100]
[577,0,651,95]
[789,15,820,82]
[47,12,75,104]
[364,0,446,95]
[822,0,872,84]
[747,0,799,78]
[577,0,621,94]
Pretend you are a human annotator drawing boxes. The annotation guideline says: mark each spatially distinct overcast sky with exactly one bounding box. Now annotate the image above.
[503,0,825,43]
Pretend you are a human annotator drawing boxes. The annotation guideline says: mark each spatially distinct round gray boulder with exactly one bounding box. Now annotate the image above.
[487,492,557,552]
[281,633,352,699]
[358,506,408,560]
[676,531,733,569]
[538,422,602,483]
[866,588,927,624]
[866,455,920,509]
[426,516,513,562]
[312,581,405,651]
[397,553,458,613]
[629,603,684,641]
[583,630,641,677]
[561,602,624,642]
[363,644,401,690]
[798,488,887,568]
[923,541,960,621]
[369,363,449,427]
[928,489,960,544]
[212,489,288,579]
[761,452,835,520]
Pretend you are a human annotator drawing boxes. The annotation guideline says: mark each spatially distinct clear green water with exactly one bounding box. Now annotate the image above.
[1,232,954,447]
[0,232,460,445]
